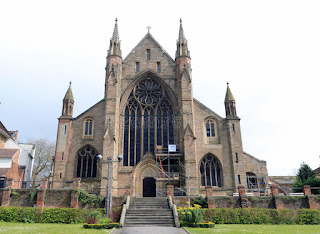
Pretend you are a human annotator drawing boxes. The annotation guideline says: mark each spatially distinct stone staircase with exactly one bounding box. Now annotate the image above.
[124,197,175,227]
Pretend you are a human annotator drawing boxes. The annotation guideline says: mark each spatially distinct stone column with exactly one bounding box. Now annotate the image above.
[167,185,174,197]
[36,178,48,208]
[1,178,13,206]
[71,178,81,209]
[205,186,213,196]
[303,185,311,196]
[270,184,279,196]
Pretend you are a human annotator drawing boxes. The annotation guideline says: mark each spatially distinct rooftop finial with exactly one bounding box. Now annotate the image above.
[227,82,229,86]
[70,81,72,85]
[180,18,182,24]
[146,25,151,33]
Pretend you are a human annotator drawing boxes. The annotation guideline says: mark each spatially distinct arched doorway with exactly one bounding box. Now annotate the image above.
[143,177,156,197]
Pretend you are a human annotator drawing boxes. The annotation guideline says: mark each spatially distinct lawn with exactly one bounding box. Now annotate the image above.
[0,222,112,233]
[186,224,320,234]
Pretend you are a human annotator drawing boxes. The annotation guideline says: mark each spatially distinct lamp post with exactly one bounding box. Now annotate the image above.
[97,154,122,217]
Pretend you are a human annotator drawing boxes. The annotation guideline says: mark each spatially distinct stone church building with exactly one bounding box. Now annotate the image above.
[52,19,268,197]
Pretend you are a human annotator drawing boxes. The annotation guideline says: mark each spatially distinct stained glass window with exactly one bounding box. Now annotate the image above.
[123,78,175,166]
[200,154,222,187]
[76,145,98,178]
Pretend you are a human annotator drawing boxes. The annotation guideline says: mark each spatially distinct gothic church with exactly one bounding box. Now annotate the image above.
[52,19,268,197]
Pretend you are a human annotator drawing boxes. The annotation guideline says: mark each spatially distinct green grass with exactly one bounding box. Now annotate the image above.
[186,224,320,234]
[0,222,112,233]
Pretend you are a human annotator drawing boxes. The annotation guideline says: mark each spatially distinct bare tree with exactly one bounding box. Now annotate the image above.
[30,138,55,188]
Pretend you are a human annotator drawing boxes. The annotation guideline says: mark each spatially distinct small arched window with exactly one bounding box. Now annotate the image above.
[205,119,216,137]
[84,118,94,137]
[200,154,222,187]
[76,145,98,178]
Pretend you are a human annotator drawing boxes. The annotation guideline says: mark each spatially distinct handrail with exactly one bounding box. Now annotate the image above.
[119,196,130,227]
[168,196,180,228]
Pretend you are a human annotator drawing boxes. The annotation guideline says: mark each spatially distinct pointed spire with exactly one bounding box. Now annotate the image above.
[225,83,235,102]
[108,18,122,57]
[176,18,190,58]
[224,83,238,119]
[112,18,119,40]
[179,18,185,41]
[64,81,74,101]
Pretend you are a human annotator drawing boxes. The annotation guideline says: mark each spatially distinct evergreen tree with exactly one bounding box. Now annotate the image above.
[296,162,315,183]
[293,162,320,194]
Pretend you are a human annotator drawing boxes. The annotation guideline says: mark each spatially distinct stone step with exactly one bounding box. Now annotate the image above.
[126,218,173,221]
[126,211,172,215]
[125,220,175,224]
[125,224,175,227]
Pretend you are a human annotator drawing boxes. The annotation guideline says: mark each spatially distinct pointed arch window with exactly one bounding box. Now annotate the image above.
[76,145,98,178]
[200,154,222,187]
[123,78,175,166]
[83,118,94,137]
[205,119,216,137]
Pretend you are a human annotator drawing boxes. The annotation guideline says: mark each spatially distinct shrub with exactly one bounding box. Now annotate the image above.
[83,223,118,229]
[193,196,208,208]
[178,203,203,225]
[0,207,97,224]
[78,189,104,208]
[201,208,320,225]
[86,210,102,224]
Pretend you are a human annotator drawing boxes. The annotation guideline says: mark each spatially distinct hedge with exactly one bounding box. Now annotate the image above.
[0,207,104,223]
[202,208,320,224]
[83,223,118,229]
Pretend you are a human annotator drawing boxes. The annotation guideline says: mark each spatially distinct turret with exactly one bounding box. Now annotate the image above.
[224,83,238,119]
[62,82,74,117]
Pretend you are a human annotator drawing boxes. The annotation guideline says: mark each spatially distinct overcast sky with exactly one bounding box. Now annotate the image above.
[1,0,320,176]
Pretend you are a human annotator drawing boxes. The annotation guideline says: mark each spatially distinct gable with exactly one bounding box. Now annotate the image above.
[193,98,223,121]
[123,33,175,78]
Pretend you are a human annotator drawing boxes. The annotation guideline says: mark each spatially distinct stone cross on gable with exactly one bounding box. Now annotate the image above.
[147,26,151,33]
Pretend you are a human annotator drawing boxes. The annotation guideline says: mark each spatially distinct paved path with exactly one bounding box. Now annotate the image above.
[112,226,188,234]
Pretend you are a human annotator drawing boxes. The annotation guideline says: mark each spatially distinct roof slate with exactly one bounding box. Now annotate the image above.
[0,149,19,158]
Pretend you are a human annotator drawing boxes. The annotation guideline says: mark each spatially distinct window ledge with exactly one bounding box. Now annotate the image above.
[119,167,133,174]
[82,136,94,140]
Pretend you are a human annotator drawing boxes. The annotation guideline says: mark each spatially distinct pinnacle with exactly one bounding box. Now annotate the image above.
[178,18,185,42]
[112,18,119,40]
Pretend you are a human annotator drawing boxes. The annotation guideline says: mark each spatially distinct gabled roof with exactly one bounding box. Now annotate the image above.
[123,33,175,63]
[193,98,223,120]
[73,99,105,120]
[0,148,19,158]
[0,121,11,139]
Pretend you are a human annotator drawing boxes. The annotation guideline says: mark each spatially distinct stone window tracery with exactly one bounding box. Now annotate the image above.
[123,78,175,166]
[200,154,222,187]
[76,145,98,178]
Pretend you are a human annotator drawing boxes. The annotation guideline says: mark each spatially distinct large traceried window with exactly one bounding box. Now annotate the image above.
[200,154,222,187]
[123,78,175,166]
[76,145,98,178]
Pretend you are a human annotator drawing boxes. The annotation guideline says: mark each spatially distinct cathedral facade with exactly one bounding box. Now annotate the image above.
[52,19,268,197]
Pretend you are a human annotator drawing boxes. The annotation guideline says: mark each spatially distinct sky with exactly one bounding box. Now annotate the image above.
[1,0,320,176]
